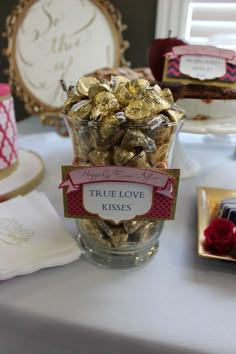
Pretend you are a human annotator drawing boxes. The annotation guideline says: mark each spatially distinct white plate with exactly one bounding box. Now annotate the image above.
[176,98,236,134]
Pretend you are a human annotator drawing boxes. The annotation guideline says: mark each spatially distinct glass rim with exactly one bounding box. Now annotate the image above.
[62,113,184,129]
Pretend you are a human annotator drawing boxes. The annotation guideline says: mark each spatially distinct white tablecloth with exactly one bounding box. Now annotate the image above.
[0,117,236,354]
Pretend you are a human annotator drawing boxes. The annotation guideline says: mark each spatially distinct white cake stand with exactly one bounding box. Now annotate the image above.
[0,149,44,201]
[171,117,236,179]
[170,134,201,178]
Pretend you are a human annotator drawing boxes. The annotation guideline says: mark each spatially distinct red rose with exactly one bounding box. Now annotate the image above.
[204,218,236,255]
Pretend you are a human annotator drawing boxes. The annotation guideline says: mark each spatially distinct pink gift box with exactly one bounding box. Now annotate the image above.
[0,83,18,174]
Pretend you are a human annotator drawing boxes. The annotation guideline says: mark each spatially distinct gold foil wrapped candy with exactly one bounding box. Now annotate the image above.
[109,226,129,247]
[133,221,161,242]
[99,114,125,140]
[165,105,185,123]
[91,91,120,120]
[68,99,92,119]
[62,74,185,250]
[114,84,132,107]
[124,99,155,122]
[113,147,135,165]
[80,219,104,240]
[159,88,174,105]
[76,76,99,97]
[121,129,155,152]
[88,150,112,166]
[126,79,150,97]
[148,143,169,167]
[123,220,149,234]
[63,96,80,115]
[127,150,150,168]
[152,121,173,145]
[88,81,111,99]
[111,75,129,90]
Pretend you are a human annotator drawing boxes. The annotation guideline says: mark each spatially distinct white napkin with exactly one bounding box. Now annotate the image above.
[0,191,81,280]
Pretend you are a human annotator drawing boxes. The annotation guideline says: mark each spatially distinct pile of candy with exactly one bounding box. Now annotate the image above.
[62,76,185,169]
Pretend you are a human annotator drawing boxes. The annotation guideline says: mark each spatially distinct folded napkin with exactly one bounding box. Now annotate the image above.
[0,191,81,280]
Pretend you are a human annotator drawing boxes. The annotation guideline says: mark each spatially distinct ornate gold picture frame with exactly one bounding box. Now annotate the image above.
[4,0,129,133]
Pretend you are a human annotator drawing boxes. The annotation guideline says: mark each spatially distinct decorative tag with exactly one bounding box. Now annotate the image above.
[162,44,236,87]
[179,55,226,81]
[59,166,180,224]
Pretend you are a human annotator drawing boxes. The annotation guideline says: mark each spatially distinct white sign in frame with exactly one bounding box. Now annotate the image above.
[5,0,128,114]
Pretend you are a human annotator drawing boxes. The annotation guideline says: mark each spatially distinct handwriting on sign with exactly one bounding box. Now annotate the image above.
[53,56,73,72]
[17,0,97,106]
[82,169,165,185]
[51,34,82,54]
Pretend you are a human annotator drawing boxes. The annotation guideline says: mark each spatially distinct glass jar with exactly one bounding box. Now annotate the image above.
[61,75,185,268]
[63,103,184,268]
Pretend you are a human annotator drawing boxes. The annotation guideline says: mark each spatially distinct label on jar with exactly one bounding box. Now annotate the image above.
[162,44,236,87]
[59,166,180,224]
[180,55,225,81]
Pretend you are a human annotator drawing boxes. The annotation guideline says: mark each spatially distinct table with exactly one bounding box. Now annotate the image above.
[0,116,236,354]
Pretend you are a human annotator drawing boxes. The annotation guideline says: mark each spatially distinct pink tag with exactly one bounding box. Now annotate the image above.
[0,83,11,97]
[59,166,180,224]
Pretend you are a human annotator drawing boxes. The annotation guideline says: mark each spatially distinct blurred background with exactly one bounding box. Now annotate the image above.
[0,0,157,121]
[1,0,235,122]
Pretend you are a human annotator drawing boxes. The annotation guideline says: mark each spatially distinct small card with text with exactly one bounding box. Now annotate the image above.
[59,166,180,225]
[162,44,236,88]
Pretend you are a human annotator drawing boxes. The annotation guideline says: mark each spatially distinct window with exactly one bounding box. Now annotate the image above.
[155,0,236,49]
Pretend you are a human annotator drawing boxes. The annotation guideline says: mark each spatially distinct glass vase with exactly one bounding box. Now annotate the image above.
[63,103,184,268]
[61,75,185,268]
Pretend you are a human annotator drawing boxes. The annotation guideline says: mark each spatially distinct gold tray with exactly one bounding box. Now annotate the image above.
[197,186,236,262]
